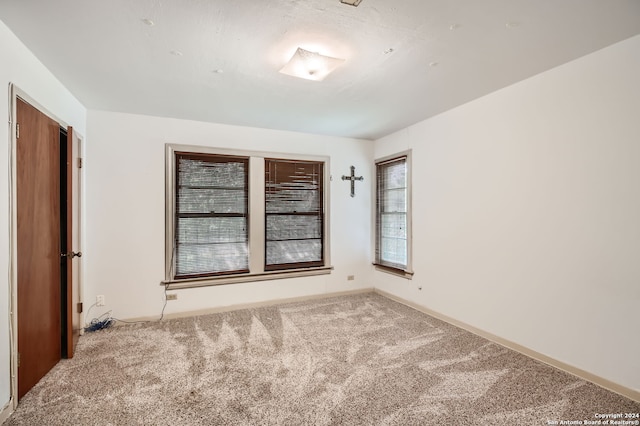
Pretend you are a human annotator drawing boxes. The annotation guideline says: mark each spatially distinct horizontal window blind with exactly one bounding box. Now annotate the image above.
[376,156,408,270]
[265,159,324,270]
[174,153,249,278]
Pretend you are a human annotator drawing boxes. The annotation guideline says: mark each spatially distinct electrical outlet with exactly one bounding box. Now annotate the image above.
[166,293,178,301]
[347,275,355,281]
[96,295,105,306]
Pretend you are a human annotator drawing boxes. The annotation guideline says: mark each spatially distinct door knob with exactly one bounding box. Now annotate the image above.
[61,251,82,258]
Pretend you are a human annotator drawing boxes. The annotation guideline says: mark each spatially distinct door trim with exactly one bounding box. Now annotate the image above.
[65,126,83,357]
[7,83,84,410]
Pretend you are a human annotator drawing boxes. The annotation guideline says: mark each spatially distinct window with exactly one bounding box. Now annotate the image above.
[375,153,413,278]
[174,153,249,278]
[165,145,331,287]
[265,159,324,270]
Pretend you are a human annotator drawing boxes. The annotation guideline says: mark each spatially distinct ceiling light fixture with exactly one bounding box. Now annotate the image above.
[279,48,345,81]
[340,0,362,6]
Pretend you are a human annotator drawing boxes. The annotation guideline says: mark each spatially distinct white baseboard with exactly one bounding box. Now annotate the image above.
[374,289,639,403]
[0,398,14,424]
[114,288,375,325]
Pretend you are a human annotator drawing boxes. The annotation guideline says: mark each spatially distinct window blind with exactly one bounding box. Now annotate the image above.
[265,159,324,270]
[174,153,249,278]
[376,156,408,269]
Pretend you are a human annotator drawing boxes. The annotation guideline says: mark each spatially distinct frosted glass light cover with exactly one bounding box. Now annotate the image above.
[279,48,345,81]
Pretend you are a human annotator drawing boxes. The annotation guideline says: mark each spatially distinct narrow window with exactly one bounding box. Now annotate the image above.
[375,154,412,276]
[174,153,249,278]
[265,158,324,270]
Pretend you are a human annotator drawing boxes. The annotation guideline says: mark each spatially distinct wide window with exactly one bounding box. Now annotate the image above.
[375,153,413,278]
[165,145,331,287]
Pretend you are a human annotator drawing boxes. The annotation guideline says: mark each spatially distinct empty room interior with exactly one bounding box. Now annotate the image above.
[1,0,639,424]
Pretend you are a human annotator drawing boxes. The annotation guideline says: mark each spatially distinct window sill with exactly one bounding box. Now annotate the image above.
[162,266,334,290]
[373,263,414,280]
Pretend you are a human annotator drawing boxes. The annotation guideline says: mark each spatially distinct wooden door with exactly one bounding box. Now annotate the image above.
[16,99,62,399]
[65,126,82,358]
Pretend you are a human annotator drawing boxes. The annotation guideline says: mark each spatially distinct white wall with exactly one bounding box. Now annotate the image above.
[85,111,373,321]
[374,35,640,392]
[0,19,87,412]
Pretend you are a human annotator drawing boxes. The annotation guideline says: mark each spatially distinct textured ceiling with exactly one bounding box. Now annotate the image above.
[1,0,639,140]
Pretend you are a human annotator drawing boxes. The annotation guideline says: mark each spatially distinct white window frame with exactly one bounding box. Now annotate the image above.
[374,150,414,279]
[165,144,332,289]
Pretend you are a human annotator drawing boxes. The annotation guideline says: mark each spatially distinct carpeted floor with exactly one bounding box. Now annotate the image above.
[6,293,639,425]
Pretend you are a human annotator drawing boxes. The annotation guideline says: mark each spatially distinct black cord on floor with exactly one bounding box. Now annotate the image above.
[85,318,114,332]
[85,284,170,330]
[84,309,114,332]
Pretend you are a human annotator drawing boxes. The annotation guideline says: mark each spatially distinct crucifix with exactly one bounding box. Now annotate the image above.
[341,165,363,197]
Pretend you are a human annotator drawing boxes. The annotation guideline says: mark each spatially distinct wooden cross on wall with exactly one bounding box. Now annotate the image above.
[342,165,363,197]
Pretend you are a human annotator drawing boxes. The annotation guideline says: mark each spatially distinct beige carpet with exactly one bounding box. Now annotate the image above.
[6,293,639,425]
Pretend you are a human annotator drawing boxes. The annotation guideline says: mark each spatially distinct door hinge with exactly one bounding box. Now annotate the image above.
[78,157,83,168]
[16,123,20,139]
[77,302,83,314]
[17,352,20,368]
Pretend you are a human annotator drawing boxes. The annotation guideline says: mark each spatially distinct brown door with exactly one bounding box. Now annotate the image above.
[16,98,63,399]
[65,126,82,358]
